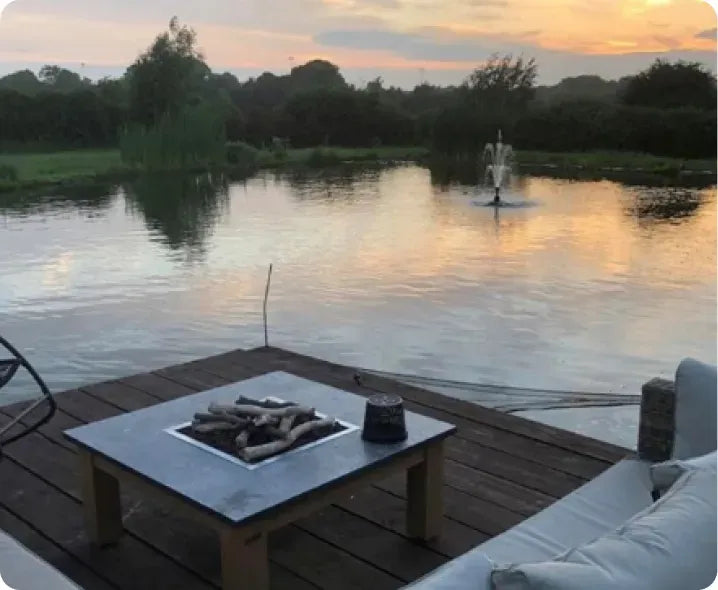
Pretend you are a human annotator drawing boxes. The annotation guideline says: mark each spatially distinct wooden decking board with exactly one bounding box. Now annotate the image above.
[0,346,629,590]
[333,487,488,559]
[442,459,554,516]
[0,505,118,590]
[217,347,622,472]
[80,381,164,411]
[247,347,627,463]
[184,348,614,481]
[269,525,401,590]
[293,505,447,583]
[118,372,198,401]
[351,370,627,463]
[374,477,526,538]
[0,458,215,590]
[54,388,126,423]
[445,436,584,498]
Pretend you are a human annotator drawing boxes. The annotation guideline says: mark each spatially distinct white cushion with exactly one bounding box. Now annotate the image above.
[651,450,717,492]
[403,460,653,590]
[491,458,717,590]
[479,459,652,565]
[673,358,717,460]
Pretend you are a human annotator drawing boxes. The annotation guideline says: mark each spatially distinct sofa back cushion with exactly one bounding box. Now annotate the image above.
[491,456,716,590]
[673,358,717,460]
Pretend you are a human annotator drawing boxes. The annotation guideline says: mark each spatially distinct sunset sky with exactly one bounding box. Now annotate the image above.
[0,0,715,87]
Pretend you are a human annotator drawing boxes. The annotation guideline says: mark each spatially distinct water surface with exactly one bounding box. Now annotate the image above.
[1,165,715,448]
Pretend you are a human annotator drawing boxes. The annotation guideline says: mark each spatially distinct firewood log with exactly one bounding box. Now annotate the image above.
[235,430,250,449]
[238,418,335,462]
[191,421,240,433]
[194,412,249,427]
[208,402,314,418]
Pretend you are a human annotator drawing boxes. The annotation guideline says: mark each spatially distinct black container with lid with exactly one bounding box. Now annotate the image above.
[361,393,408,443]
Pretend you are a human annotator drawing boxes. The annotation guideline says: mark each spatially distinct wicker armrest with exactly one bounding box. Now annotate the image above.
[637,378,675,462]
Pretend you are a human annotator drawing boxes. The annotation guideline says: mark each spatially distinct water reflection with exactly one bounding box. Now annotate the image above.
[282,166,382,204]
[0,181,116,218]
[627,187,704,221]
[124,173,229,259]
[429,157,716,191]
[512,165,716,189]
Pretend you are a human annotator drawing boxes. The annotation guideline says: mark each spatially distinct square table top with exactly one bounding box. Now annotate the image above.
[64,371,456,526]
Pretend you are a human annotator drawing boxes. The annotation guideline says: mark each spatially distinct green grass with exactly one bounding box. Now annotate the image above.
[255,145,430,167]
[0,149,127,191]
[0,145,712,193]
[515,150,716,174]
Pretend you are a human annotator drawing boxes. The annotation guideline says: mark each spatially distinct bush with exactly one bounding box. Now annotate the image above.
[226,141,258,166]
[0,164,18,182]
[120,102,226,171]
[431,98,717,159]
[305,148,342,167]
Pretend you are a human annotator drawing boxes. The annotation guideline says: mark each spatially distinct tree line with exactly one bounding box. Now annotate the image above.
[0,18,715,159]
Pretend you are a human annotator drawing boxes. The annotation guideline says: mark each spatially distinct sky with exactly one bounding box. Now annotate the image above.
[0,0,715,87]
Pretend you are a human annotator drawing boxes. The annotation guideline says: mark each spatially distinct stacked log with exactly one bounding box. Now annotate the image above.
[190,397,338,462]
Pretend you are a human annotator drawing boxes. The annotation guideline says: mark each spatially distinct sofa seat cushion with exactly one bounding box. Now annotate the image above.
[479,459,651,565]
[491,455,717,590]
[0,530,82,590]
[402,459,651,590]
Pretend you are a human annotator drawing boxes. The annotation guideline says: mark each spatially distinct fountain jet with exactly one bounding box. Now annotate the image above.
[483,130,513,205]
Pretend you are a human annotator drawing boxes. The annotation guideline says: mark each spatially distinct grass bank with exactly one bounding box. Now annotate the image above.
[0,149,127,192]
[0,146,713,193]
[515,150,716,175]
[255,145,429,167]
[0,146,429,192]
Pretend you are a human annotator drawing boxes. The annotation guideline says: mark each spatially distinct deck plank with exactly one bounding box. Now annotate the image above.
[0,458,215,590]
[0,505,118,590]
[244,347,627,463]
[0,346,629,590]
[248,350,615,481]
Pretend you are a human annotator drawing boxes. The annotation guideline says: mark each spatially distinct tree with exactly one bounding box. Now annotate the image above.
[366,77,384,94]
[38,65,90,93]
[289,60,347,93]
[464,54,537,111]
[0,70,44,95]
[621,60,716,110]
[125,17,210,126]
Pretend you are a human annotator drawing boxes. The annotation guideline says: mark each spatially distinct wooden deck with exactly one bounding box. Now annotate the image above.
[0,346,629,590]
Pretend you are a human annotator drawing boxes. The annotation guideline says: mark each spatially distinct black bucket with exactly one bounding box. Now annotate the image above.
[361,393,408,443]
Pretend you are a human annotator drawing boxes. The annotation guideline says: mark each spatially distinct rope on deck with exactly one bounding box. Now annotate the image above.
[358,368,641,413]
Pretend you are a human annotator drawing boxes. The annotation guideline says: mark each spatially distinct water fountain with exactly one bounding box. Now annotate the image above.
[483,130,513,205]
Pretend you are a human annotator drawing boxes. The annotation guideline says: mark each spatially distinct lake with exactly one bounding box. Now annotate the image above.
[0,164,715,448]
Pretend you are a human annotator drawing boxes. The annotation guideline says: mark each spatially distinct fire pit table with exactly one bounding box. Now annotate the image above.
[64,371,456,590]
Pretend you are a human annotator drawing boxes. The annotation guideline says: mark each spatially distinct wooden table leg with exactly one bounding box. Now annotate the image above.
[406,441,444,541]
[220,528,269,590]
[79,450,123,546]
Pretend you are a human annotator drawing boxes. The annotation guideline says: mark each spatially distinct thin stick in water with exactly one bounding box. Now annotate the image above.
[263,263,273,347]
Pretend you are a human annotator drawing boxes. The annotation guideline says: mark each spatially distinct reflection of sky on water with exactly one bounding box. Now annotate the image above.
[0,165,715,447]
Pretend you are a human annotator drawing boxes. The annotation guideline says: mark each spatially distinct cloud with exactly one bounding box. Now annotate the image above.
[0,0,714,86]
[2,0,385,33]
[314,28,539,62]
[695,27,716,39]
[314,27,716,83]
